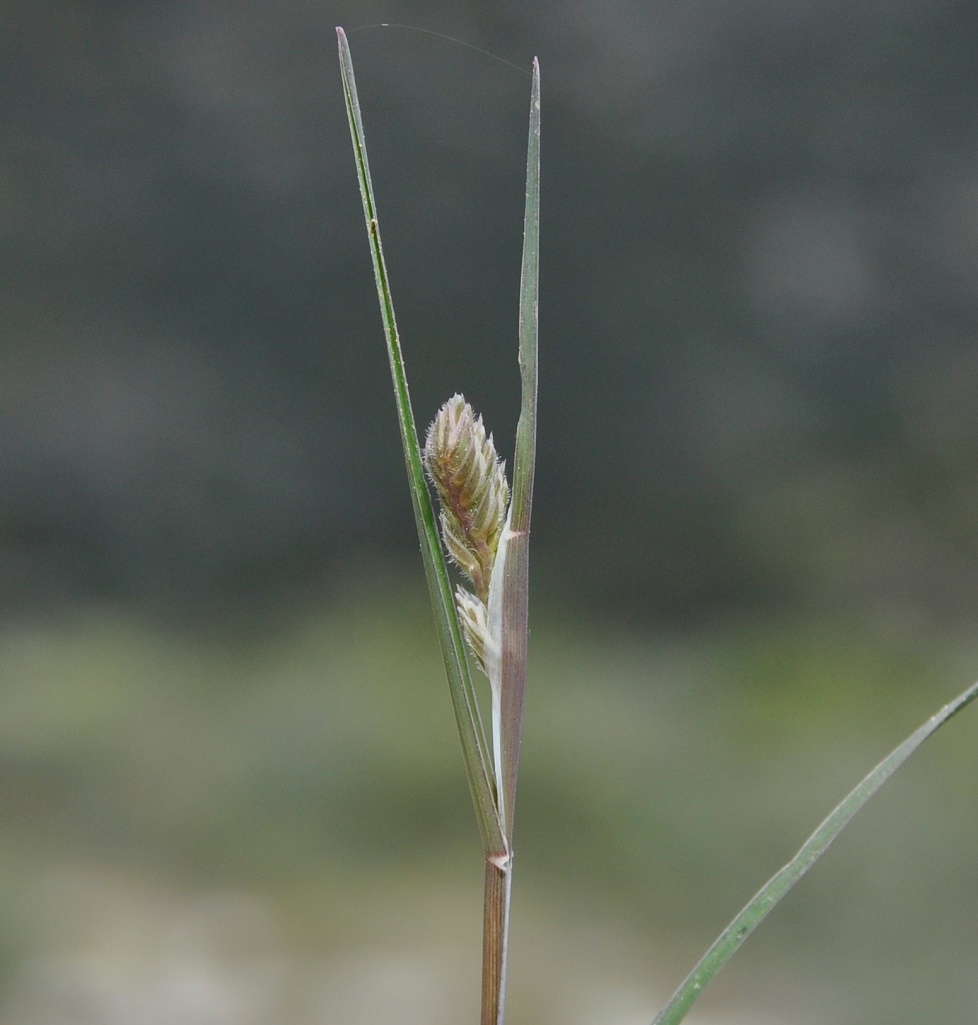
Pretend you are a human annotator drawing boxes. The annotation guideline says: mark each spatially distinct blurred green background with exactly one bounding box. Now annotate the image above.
[2,2,978,1023]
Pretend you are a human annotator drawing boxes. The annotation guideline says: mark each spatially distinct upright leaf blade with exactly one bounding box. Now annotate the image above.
[480,57,540,1025]
[336,27,503,855]
[496,56,540,839]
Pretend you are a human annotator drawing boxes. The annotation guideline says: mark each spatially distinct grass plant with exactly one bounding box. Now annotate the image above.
[337,28,978,1025]
[337,29,537,1024]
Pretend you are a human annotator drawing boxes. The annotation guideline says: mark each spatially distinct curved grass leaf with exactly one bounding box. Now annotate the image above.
[652,677,978,1025]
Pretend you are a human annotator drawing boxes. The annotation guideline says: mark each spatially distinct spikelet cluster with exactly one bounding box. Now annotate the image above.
[424,394,509,673]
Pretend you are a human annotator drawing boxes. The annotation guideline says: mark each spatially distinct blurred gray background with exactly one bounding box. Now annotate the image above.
[1,2,977,1024]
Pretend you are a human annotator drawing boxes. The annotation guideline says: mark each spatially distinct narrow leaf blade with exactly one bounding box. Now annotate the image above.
[337,27,503,855]
[652,677,978,1025]
[497,56,541,839]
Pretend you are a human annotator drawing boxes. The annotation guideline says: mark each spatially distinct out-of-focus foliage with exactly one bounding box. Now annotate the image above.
[2,0,977,625]
[0,576,975,1023]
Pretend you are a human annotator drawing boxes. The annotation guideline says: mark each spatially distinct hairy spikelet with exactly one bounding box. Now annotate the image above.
[424,394,509,675]
[455,585,494,675]
[424,394,509,603]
